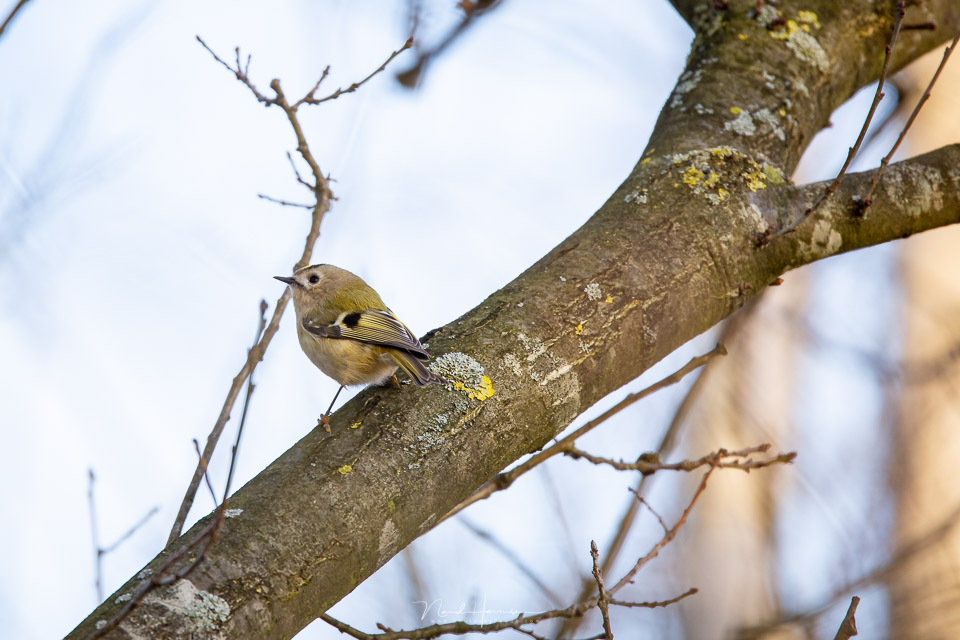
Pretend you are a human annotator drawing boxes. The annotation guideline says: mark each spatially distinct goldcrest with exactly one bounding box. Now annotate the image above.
[274,264,444,393]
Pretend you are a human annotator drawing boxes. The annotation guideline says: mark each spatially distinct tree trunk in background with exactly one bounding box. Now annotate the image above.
[677,286,806,640]
[889,46,960,638]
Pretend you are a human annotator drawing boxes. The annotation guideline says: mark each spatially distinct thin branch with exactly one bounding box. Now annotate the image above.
[771,1,906,239]
[861,31,960,208]
[87,470,103,603]
[396,2,501,88]
[257,193,315,209]
[193,438,219,507]
[221,300,267,506]
[590,541,614,639]
[628,490,669,534]
[564,443,797,474]
[320,601,599,640]
[299,38,413,106]
[87,470,159,603]
[832,596,860,640]
[286,151,311,189]
[0,0,30,40]
[443,344,727,520]
[609,464,718,593]
[609,588,698,609]
[299,66,331,105]
[100,506,160,556]
[195,37,277,105]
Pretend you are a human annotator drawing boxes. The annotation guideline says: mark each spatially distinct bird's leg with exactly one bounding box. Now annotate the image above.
[318,385,344,433]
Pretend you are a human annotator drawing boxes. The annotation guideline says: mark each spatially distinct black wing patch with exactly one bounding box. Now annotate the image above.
[303,310,430,359]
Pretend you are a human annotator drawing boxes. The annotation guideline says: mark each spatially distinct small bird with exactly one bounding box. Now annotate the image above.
[274,264,443,428]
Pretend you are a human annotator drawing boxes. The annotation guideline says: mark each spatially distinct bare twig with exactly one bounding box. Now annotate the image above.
[0,0,30,40]
[87,470,103,603]
[443,344,727,520]
[564,443,797,474]
[590,541,614,639]
[87,469,159,603]
[220,300,267,507]
[286,151,311,189]
[771,2,906,239]
[609,587,698,609]
[100,507,160,556]
[257,193,314,209]
[629,490,669,533]
[192,438,219,507]
[833,596,860,640]
[396,1,502,88]
[320,601,600,640]
[299,38,413,106]
[195,37,276,105]
[861,32,960,208]
[610,463,719,593]
[169,35,409,543]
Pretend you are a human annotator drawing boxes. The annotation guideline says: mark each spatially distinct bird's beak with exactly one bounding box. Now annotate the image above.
[274,276,297,286]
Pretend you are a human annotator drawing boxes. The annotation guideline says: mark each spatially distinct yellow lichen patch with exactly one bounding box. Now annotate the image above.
[671,146,783,205]
[431,352,495,401]
[742,167,769,192]
[682,166,705,186]
[453,375,495,401]
[712,146,735,158]
[763,164,784,184]
[640,156,652,164]
[604,294,614,303]
[730,106,742,114]
[349,421,361,429]
[337,465,353,475]
[575,323,584,335]
[778,108,787,117]
[737,33,748,40]
[797,10,821,29]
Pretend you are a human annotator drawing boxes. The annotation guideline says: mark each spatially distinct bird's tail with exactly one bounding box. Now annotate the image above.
[389,350,446,386]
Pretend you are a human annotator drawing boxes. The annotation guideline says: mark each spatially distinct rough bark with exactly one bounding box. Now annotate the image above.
[68,2,960,638]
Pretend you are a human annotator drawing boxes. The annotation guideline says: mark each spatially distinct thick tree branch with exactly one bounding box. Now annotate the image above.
[67,3,960,638]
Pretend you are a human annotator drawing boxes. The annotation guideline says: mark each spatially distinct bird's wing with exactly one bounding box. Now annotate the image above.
[302,309,430,359]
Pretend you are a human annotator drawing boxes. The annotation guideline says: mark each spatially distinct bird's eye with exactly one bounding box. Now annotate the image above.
[308,275,320,284]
